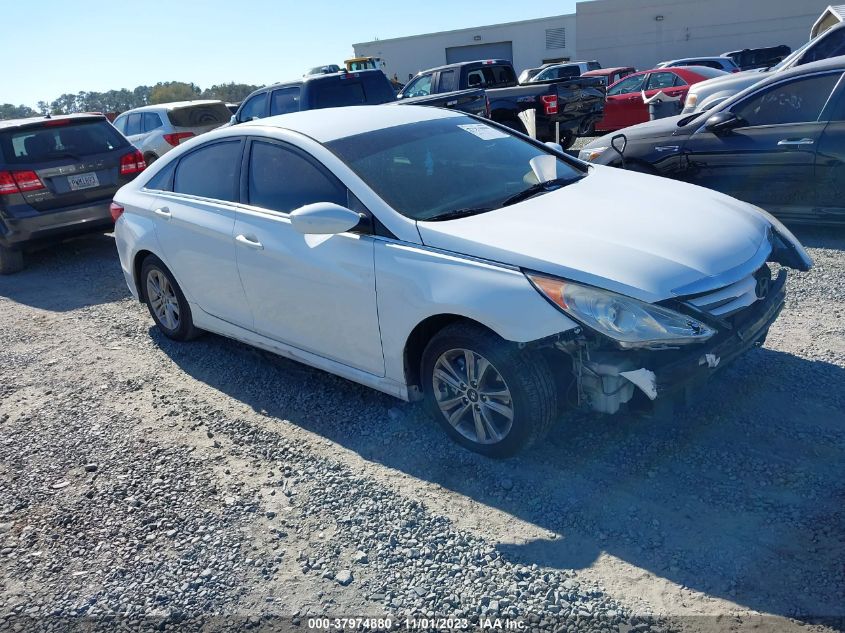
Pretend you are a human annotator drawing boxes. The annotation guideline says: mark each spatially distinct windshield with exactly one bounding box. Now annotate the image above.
[771,39,812,71]
[326,116,585,221]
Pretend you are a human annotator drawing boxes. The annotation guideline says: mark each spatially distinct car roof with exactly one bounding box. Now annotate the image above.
[663,56,732,63]
[238,104,464,143]
[118,100,224,114]
[0,112,105,131]
[583,67,634,76]
[248,69,385,95]
[417,59,512,74]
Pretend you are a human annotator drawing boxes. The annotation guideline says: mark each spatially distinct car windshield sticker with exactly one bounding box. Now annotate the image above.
[457,123,510,140]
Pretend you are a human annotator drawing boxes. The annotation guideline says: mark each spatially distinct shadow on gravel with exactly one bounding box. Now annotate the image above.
[155,326,845,623]
[788,225,845,251]
[0,233,129,311]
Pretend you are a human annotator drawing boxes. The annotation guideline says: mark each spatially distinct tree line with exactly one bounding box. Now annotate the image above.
[0,81,262,120]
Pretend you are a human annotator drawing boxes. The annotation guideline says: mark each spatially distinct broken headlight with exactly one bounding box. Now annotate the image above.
[526,273,716,349]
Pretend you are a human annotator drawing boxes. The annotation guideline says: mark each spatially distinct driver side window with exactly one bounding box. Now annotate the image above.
[608,74,646,96]
[733,73,841,127]
[404,74,433,98]
[238,93,267,122]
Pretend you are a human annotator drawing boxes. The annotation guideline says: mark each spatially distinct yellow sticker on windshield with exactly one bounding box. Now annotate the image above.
[457,124,510,140]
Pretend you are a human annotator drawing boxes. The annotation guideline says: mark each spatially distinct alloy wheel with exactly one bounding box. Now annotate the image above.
[432,348,514,445]
[146,269,180,331]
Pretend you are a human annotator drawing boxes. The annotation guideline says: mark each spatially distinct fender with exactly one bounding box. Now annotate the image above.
[373,239,578,386]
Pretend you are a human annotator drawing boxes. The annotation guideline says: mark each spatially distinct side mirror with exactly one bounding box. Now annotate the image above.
[544,141,564,154]
[705,111,742,134]
[229,115,237,126]
[289,203,362,235]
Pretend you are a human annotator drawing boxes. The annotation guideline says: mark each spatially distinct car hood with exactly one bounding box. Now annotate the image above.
[416,166,772,303]
[688,69,769,97]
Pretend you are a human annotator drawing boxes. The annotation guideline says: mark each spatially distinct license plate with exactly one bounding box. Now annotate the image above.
[68,172,99,191]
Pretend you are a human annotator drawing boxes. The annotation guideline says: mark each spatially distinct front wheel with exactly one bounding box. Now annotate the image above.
[421,323,558,457]
[140,255,200,341]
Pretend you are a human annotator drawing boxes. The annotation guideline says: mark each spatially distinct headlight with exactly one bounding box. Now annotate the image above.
[578,146,607,162]
[526,273,716,348]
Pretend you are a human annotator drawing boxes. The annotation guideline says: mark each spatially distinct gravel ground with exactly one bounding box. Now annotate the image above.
[0,223,843,633]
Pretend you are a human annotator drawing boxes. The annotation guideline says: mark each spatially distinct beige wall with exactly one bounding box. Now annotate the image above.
[575,0,831,70]
[353,14,577,82]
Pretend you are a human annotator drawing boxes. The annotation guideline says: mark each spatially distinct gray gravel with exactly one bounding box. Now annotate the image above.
[0,228,843,633]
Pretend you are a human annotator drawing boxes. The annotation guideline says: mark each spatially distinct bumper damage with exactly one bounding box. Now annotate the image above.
[559,269,787,415]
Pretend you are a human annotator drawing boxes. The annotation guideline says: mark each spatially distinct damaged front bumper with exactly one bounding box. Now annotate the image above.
[650,268,786,403]
[566,269,787,414]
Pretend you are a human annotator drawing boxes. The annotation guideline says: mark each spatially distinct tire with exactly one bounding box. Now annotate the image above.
[143,153,158,166]
[0,245,24,275]
[140,255,200,341]
[558,132,576,150]
[421,322,558,458]
[498,117,527,135]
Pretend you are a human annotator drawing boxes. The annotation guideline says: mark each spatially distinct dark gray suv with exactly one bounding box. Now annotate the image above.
[0,114,145,273]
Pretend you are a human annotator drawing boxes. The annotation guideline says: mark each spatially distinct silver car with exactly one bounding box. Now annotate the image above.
[682,22,845,113]
[112,101,231,164]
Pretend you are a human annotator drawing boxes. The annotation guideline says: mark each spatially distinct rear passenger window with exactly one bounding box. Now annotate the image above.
[247,141,346,213]
[439,70,457,92]
[145,161,176,191]
[113,116,127,134]
[143,112,163,132]
[173,141,241,201]
[126,114,142,136]
[270,87,301,116]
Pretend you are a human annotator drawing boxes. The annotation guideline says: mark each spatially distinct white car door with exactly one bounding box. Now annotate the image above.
[148,138,253,329]
[232,138,384,376]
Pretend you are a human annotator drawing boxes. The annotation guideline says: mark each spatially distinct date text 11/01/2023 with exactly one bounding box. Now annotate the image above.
[306,617,527,630]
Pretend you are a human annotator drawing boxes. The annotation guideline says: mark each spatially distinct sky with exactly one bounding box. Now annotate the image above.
[3,0,581,109]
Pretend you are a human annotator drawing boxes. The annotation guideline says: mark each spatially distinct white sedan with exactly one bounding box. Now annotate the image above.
[112,105,811,457]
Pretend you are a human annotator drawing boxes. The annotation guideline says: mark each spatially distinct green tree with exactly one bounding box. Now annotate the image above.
[201,82,262,102]
[149,81,201,104]
[0,104,37,120]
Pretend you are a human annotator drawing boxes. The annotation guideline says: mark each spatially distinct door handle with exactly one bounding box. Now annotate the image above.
[153,207,171,219]
[777,138,814,146]
[235,234,263,250]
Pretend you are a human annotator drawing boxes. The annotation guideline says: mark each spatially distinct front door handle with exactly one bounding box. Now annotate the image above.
[777,138,814,146]
[235,234,263,250]
[153,207,171,219]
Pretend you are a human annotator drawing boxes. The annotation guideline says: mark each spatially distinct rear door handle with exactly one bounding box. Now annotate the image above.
[777,138,814,146]
[235,234,263,250]
[153,207,171,219]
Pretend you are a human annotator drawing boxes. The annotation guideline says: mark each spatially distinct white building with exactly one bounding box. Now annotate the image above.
[353,0,833,81]
[353,14,577,83]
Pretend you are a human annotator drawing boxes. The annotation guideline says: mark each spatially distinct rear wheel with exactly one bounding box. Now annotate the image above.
[143,153,158,165]
[140,255,200,341]
[421,323,558,457]
[558,131,575,150]
[0,245,24,275]
[498,117,527,135]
